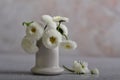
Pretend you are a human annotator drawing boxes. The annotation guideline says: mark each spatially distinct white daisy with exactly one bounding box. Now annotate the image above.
[79,61,90,73]
[79,61,88,67]
[80,67,90,74]
[53,16,69,22]
[73,61,83,74]
[60,40,77,50]
[41,15,53,24]
[21,36,38,54]
[26,22,44,40]
[91,68,99,75]
[42,29,62,49]
[73,60,90,74]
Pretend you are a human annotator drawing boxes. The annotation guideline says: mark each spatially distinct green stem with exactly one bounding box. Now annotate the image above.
[63,34,68,40]
[22,21,33,27]
[44,25,47,30]
[57,21,62,30]
[63,65,74,72]
[57,22,69,40]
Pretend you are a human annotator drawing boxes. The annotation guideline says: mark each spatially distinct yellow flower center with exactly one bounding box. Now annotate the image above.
[31,27,36,33]
[65,44,71,49]
[50,36,56,44]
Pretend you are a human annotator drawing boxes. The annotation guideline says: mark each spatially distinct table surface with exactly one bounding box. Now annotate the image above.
[0,53,120,80]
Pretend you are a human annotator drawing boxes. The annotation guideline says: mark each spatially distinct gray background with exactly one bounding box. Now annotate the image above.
[1,0,120,57]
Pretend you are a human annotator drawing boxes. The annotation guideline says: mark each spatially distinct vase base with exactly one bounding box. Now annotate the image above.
[31,67,64,75]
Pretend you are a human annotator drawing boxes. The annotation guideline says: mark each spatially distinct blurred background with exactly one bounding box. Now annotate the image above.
[0,0,120,57]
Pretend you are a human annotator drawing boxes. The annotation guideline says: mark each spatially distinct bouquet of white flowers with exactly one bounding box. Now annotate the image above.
[21,15,99,75]
[21,15,77,54]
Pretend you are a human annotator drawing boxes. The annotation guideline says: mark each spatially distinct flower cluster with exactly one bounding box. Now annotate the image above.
[63,60,99,75]
[21,15,77,53]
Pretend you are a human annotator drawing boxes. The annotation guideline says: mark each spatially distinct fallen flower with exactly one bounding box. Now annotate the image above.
[73,61,84,74]
[63,60,99,75]
[79,61,90,73]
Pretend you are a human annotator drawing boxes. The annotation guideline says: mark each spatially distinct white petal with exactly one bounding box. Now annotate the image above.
[79,61,88,67]
[21,36,38,54]
[42,29,62,49]
[46,21,57,30]
[79,60,90,73]
[91,68,99,75]
[42,15,53,24]
[53,16,69,22]
[82,67,90,74]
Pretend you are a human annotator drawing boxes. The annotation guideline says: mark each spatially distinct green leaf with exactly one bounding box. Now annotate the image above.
[59,20,65,23]
[44,25,47,30]
[22,21,34,27]
[63,65,74,72]
[57,27,64,35]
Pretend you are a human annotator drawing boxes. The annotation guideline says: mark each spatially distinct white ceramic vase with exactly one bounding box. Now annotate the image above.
[31,40,64,75]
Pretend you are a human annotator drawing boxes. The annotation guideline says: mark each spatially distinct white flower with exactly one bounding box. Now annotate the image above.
[21,36,38,54]
[73,61,83,73]
[60,40,77,50]
[80,67,90,74]
[26,22,43,40]
[59,24,68,35]
[91,68,99,75]
[42,15,53,24]
[42,29,62,49]
[46,21,57,30]
[79,61,90,73]
[79,61,88,68]
[73,61,90,74]
[53,16,69,22]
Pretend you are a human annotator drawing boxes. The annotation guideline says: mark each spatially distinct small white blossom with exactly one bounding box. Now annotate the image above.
[26,22,43,40]
[73,61,90,74]
[73,61,83,74]
[79,61,88,67]
[79,61,90,73]
[91,68,99,75]
[53,16,69,22]
[42,29,62,49]
[21,36,38,54]
[59,24,68,35]
[60,40,77,50]
[82,67,90,74]
[42,15,53,24]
